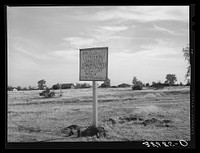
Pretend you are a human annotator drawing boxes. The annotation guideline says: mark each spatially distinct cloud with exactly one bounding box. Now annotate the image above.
[76,6,189,23]
[140,43,158,50]
[13,43,78,64]
[91,25,128,39]
[136,38,181,60]
[63,37,95,48]
[100,25,128,32]
[14,45,52,61]
[64,25,129,48]
[153,24,185,36]
[51,49,78,61]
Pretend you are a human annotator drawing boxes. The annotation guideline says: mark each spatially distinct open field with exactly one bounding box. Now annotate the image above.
[7,86,190,142]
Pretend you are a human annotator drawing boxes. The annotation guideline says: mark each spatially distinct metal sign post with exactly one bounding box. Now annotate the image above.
[79,47,108,128]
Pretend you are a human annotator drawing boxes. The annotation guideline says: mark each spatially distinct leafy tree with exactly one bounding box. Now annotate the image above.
[165,74,177,86]
[186,79,190,86]
[132,76,138,85]
[22,87,28,90]
[146,83,150,87]
[151,82,156,87]
[182,44,190,84]
[28,86,32,90]
[16,86,21,91]
[75,83,91,88]
[100,78,111,88]
[52,83,61,90]
[38,79,46,90]
[7,86,13,91]
[132,76,143,90]
[151,81,164,89]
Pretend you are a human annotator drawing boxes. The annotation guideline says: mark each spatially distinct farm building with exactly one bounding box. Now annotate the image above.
[13,88,17,91]
[61,83,75,89]
[117,83,131,88]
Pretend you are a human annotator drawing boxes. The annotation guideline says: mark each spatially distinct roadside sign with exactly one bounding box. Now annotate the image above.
[79,47,108,81]
[79,47,108,127]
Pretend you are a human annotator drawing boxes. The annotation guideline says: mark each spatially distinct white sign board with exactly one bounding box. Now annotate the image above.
[79,47,108,81]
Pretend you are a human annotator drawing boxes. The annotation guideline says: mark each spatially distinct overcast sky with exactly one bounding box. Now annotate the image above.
[7,6,189,87]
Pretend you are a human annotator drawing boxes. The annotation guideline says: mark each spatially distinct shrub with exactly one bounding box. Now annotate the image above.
[39,88,55,98]
[100,78,111,88]
[75,83,91,89]
[151,82,164,90]
[52,84,60,90]
[132,81,143,90]
[100,83,110,88]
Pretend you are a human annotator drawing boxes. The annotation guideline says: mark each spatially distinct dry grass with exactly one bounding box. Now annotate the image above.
[7,86,190,142]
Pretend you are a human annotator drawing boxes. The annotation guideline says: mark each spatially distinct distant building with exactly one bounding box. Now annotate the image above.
[61,83,75,89]
[13,88,17,91]
[117,83,131,88]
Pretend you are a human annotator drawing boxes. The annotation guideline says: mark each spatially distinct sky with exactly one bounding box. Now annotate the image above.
[7,6,189,88]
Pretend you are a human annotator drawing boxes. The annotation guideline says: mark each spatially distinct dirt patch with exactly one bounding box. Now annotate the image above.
[60,125,106,138]
[61,125,81,137]
[119,114,144,122]
[81,126,107,138]
[108,114,173,128]
[106,114,145,125]
[142,118,173,127]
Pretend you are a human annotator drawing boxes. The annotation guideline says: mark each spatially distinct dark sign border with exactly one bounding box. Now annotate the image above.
[79,47,108,81]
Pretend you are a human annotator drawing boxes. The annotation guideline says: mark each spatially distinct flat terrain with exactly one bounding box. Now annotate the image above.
[7,86,190,142]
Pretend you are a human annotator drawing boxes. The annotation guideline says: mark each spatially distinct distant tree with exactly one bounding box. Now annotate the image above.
[28,85,36,90]
[22,87,28,90]
[52,83,61,90]
[75,83,91,88]
[146,83,150,87]
[151,81,165,90]
[100,78,111,88]
[8,86,13,91]
[16,86,21,91]
[38,79,46,90]
[132,76,138,85]
[186,79,190,86]
[180,82,183,86]
[182,44,190,84]
[165,74,177,86]
[132,76,143,90]
[152,81,156,87]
